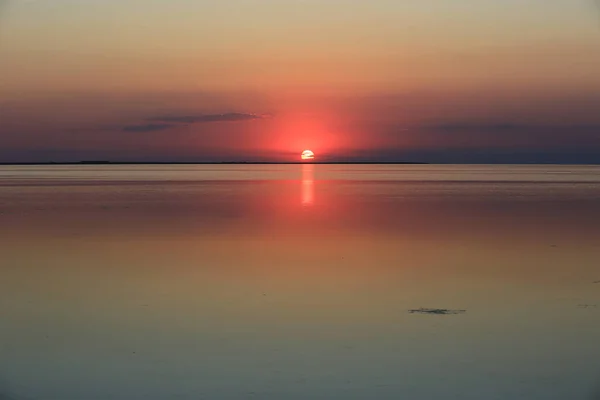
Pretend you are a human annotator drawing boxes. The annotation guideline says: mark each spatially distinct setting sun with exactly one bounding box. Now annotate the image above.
[301,150,315,161]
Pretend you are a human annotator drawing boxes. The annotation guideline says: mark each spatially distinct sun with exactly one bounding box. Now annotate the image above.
[301,150,315,161]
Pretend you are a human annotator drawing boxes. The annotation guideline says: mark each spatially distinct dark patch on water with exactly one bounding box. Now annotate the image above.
[408,308,466,315]
[578,304,598,309]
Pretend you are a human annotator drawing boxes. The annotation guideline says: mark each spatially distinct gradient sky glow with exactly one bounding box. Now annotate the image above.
[1,0,599,162]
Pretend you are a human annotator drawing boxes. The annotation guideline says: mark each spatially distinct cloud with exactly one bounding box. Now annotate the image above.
[429,123,600,135]
[120,112,268,133]
[149,113,267,124]
[118,112,269,134]
[433,123,525,133]
[122,124,174,132]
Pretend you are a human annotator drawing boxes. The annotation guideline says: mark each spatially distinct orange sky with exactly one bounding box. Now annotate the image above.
[1,0,600,162]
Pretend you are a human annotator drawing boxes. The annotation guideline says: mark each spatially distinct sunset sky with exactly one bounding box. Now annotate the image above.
[1,0,599,163]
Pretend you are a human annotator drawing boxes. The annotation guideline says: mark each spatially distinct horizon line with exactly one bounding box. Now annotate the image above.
[2,161,600,166]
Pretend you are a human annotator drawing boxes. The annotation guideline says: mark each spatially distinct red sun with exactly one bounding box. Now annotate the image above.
[301,150,315,161]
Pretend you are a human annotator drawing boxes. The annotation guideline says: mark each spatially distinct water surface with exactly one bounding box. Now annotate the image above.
[1,165,599,400]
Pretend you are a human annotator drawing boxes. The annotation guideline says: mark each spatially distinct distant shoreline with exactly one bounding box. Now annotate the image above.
[0,161,428,166]
[4,160,599,166]
[1,162,599,166]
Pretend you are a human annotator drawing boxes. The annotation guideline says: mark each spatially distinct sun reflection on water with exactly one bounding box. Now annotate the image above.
[301,164,314,206]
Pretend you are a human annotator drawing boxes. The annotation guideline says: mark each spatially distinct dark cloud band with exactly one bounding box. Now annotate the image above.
[149,113,265,124]
[122,124,174,132]
[122,112,267,133]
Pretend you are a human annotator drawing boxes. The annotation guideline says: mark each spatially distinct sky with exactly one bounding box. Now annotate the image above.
[0,0,599,163]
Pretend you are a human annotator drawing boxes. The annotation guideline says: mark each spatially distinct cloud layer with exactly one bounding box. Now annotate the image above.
[149,113,266,124]
[122,124,174,132]
[121,112,267,133]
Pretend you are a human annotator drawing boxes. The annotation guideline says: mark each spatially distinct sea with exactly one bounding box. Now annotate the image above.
[1,164,599,400]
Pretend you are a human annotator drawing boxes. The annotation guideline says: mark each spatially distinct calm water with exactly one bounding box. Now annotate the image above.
[1,165,599,400]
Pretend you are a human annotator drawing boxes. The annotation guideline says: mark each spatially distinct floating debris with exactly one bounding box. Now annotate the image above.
[594,281,600,284]
[578,304,598,309]
[408,308,466,315]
